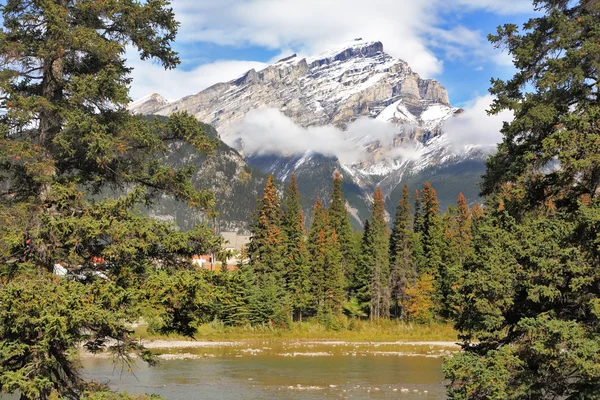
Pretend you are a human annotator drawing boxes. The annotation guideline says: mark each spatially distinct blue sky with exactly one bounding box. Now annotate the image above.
[128,0,537,108]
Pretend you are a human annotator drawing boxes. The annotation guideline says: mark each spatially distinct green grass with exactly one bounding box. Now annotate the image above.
[132,319,458,343]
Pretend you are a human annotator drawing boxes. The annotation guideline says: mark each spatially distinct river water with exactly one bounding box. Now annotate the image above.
[80,341,450,399]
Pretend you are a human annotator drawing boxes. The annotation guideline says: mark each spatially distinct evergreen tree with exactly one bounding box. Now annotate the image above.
[308,197,345,315]
[0,0,218,398]
[282,174,312,320]
[323,230,346,315]
[413,189,424,235]
[419,182,445,275]
[389,184,417,318]
[328,172,356,286]
[247,175,286,279]
[415,182,446,314]
[455,193,472,263]
[308,197,329,310]
[445,1,600,397]
[354,219,372,311]
[367,187,391,319]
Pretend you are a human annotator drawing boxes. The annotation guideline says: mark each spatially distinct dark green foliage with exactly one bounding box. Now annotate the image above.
[143,270,220,337]
[308,197,345,314]
[418,183,445,276]
[481,1,600,211]
[446,206,600,398]
[0,277,155,400]
[356,188,391,319]
[445,1,600,397]
[0,1,220,398]
[282,174,313,320]
[328,172,358,289]
[389,184,418,318]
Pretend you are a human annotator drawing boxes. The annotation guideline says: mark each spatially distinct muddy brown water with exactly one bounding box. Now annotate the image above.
[80,342,451,399]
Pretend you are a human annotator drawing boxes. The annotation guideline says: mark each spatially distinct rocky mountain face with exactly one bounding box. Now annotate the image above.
[131,39,485,228]
[141,119,268,233]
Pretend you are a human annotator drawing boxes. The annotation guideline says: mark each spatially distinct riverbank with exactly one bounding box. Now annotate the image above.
[131,320,459,343]
[82,338,460,361]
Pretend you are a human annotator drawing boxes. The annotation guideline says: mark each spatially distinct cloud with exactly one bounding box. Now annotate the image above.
[125,0,537,100]
[226,108,411,164]
[126,55,267,100]
[443,94,512,152]
[166,0,535,79]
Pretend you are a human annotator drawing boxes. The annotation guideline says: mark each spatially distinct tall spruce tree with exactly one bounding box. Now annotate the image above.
[308,197,329,310]
[367,187,391,319]
[413,189,424,235]
[414,182,446,314]
[282,174,312,320]
[247,175,286,278]
[308,197,345,314]
[455,193,472,262]
[419,182,444,275]
[389,184,418,318]
[445,1,600,397]
[328,172,355,286]
[354,219,372,311]
[0,1,218,398]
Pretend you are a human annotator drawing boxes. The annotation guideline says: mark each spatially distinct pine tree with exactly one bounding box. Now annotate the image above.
[413,182,447,315]
[389,184,418,318]
[445,1,600,397]
[308,197,329,311]
[307,197,345,315]
[419,182,444,276]
[328,172,356,286]
[455,193,472,262]
[247,175,286,279]
[354,219,372,312]
[323,231,345,315]
[367,187,391,319]
[413,189,424,235]
[0,1,218,398]
[282,174,312,320]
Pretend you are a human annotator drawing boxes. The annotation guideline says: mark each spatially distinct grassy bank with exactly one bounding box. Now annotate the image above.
[132,319,458,343]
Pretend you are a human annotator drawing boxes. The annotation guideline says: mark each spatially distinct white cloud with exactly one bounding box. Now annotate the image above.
[226,108,413,164]
[443,94,512,152]
[127,55,267,100]
[126,0,536,100]
[166,0,535,78]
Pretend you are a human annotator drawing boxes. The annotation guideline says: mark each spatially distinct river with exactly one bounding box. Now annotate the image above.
[80,341,451,399]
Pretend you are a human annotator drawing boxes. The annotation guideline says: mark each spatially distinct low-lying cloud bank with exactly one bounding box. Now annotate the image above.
[225,98,511,165]
[226,108,409,164]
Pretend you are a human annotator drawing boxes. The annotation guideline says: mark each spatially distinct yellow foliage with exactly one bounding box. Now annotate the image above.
[403,273,435,323]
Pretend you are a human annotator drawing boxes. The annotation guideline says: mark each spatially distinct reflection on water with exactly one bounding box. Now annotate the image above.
[81,342,449,399]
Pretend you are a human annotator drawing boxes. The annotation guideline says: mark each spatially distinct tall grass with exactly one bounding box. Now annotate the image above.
[132,318,458,342]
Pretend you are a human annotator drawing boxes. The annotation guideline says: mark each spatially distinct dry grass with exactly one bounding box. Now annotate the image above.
[132,318,458,343]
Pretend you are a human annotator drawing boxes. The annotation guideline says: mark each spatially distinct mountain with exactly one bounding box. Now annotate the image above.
[141,119,268,233]
[131,39,486,226]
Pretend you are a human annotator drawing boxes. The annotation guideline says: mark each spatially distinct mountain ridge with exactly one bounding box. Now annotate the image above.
[130,39,485,227]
